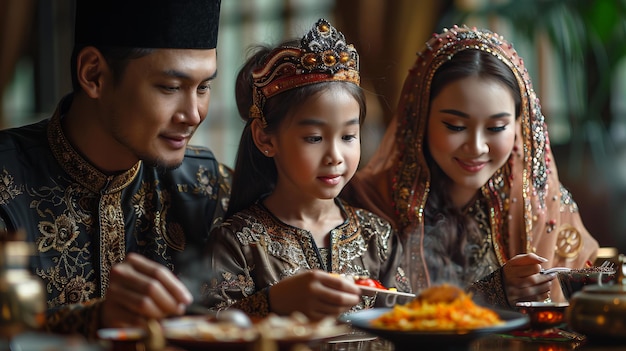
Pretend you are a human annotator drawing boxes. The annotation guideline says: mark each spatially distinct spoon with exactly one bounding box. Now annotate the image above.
[540,267,572,275]
[184,304,253,328]
[216,309,253,328]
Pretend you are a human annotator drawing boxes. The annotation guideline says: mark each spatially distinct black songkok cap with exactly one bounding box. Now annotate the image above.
[74,0,221,50]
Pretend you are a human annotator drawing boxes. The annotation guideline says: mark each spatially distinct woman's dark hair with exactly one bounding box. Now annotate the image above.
[226,44,366,218]
[71,46,153,92]
[430,49,522,119]
[423,49,520,284]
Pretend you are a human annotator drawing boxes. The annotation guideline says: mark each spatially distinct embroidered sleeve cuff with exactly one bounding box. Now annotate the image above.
[230,287,271,318]
[45,298,104,339]
[467,268,511,309]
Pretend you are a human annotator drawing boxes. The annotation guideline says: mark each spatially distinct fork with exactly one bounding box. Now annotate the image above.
[597,260,615,271]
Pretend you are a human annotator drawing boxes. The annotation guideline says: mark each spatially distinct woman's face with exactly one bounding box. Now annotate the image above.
[427,75,517,208]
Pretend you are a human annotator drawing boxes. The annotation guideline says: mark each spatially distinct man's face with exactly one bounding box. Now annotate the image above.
[98,48,217,170]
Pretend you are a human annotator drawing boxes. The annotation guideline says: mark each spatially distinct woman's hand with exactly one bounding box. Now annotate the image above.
[101,253,193,328]
[268,270,361,320]
[502,253,555,306]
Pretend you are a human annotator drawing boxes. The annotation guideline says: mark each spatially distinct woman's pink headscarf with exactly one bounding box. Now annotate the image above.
[343,26,598,299]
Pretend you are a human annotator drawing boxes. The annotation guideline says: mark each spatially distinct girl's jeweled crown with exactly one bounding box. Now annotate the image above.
[250,18,360,124]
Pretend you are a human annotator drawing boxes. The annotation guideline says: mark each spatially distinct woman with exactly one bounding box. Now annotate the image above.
[343,25,598,308]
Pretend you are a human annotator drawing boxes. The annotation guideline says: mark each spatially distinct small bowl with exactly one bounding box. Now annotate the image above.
[556,267,616,301]
[97,328,147,351]
[515,301,569,330]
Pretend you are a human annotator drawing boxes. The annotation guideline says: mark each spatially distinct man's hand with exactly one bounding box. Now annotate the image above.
[101,253,193,328]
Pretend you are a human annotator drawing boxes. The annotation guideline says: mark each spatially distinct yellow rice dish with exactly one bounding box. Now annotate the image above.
[371,284,503,331]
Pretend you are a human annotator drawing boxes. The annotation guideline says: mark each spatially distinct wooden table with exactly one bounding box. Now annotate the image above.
[6,327,625,351]
[313,333,626,351]
[164,331,626,351]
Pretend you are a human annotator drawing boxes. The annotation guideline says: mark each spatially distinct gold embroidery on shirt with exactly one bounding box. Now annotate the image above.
[29,180,96,307]
[37,213,79,252]
[48,113,140,194]
[0,168,23,205]
[192,165,218,198]
[100,192,125,295]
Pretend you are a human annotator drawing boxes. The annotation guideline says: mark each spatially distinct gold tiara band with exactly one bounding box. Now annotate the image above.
[260,71,360,99]
[249,19,360,126]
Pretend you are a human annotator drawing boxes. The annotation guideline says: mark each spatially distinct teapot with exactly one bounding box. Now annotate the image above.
[0,238,46,339]
[566,254,626,340]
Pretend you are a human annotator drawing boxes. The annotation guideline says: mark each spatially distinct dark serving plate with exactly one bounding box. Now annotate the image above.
[339,308,529,350]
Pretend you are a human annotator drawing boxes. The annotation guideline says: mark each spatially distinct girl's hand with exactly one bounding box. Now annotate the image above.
[268,270,361,320]
[502,253,555,306]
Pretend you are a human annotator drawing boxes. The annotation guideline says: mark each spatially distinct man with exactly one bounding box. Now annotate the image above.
[0,0,229,337]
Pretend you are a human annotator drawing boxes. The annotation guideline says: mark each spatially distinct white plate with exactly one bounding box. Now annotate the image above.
[163,314,350,350]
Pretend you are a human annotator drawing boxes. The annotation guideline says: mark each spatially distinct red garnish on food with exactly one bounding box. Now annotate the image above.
[354,277,386,289]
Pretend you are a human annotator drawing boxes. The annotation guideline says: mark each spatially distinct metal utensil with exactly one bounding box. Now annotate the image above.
[540,267,572,275]
[540,260,614,275]
[184,304,252,328]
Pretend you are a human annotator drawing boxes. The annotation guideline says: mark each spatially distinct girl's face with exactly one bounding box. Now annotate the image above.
[270,86,361,202]
[427,75,517,208]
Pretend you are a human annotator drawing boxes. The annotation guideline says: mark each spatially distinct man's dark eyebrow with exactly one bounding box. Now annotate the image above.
[207,70,218,81]
[439,109,512,119]
[162,69,218,81]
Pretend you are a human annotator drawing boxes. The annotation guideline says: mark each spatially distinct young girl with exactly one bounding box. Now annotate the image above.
[343,26,599,307]
[202,19,410,320]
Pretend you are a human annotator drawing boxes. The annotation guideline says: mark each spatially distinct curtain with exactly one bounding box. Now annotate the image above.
[0,0,35,130]
[333,0,448,162]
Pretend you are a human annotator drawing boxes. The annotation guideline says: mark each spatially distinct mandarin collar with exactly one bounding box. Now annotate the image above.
[47,95,141,194]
